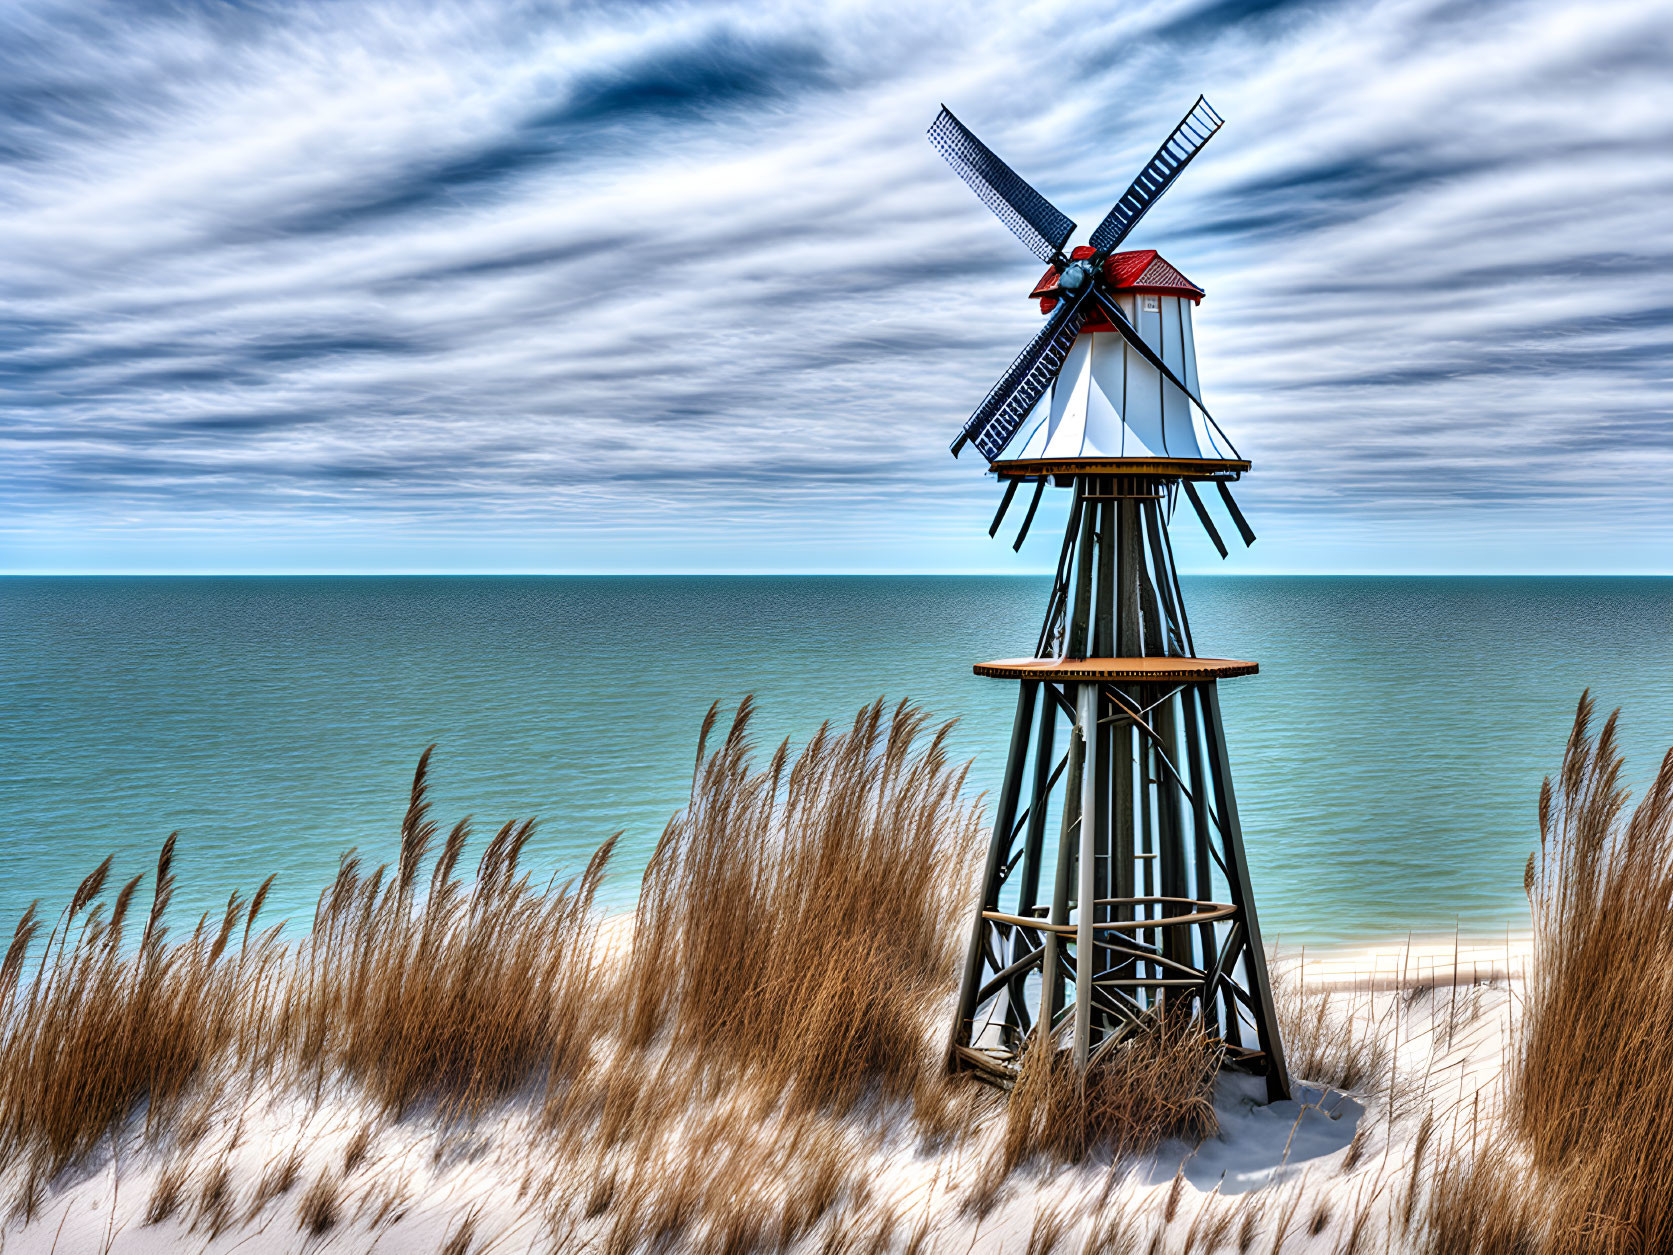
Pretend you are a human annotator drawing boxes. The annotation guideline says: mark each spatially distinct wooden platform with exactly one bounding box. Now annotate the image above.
[992,456,1250,481]
[973,656,1258,682]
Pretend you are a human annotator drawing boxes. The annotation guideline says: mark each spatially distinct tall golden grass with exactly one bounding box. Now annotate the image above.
[1507,691,1673,1253]
[0,700,1017,1237]
[1274,963,1396,1100]
[1412,692,1673,1254]
[998,1011,1220,1172]
[0,832,263,1193]
[964,1009,1222,1219]
[0,693,1372,1247]
[620,697,978,1113]
[297,744,616,1117]
[0,749,621,1198]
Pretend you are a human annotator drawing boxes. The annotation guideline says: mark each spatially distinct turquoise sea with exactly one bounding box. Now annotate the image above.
[5,576,1673,946]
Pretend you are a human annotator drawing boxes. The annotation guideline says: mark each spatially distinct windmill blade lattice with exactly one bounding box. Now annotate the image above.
[929,107,1077,264]
[1087,97,1224,253]
[954,286,1095,458]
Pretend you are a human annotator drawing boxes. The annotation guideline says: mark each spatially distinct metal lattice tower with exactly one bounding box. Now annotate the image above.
[949,470,1288,1099]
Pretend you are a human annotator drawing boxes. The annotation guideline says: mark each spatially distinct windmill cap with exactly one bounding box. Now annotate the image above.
[1033,248,1205,311]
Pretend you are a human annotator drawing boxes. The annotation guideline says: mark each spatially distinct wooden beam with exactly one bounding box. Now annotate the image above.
[1066,484,1097,659]
[1202,920,1243,1010]
[974,657,1257,683]
[1095,977,1204,989]
[1036,481,1085,656]
[1112,701,1135,1011]
[1091,938,1205,978]
[1142,496,1187,657]
[979,944,1047,1002]
[1180,689,1232,1041]
[1156,696,1190,977]
[1016,692,1059,915]
[991,456,1249,480]
[1096,485,1116,657]
[1012,478,1048,551]
[1216,482,1256,547]
[1117,494,1141,656]
[1042,725,1083,1022]
[1138,558,1166,659]
[951,1044,1017,1088]
[981,903,1236,934]
[1153,494,1197,655]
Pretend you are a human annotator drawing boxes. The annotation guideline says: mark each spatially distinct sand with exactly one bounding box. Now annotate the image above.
[1,930,1530,1254]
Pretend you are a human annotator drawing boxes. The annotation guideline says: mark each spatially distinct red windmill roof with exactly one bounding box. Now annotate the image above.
[1032,248,1206,310]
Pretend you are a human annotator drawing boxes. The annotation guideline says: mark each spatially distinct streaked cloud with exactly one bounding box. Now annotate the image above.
[2,0,1670,572]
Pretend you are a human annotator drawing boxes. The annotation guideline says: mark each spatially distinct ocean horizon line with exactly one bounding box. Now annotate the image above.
[8,570,1673,579]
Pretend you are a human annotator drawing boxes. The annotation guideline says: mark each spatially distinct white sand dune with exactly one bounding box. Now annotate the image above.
[4,931,1528,1254]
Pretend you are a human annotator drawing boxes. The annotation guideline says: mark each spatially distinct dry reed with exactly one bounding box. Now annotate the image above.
[1272,966,1395,1100]
[1421,1132,1540,1255]
[617,697,981,1114]
[0,698,994,1246]
[1413,691,1673,1254]
[0,833,267,1198]
[6,692,1545,1251]
[998,1012,1221,1172]
[1506,691,1673,1252]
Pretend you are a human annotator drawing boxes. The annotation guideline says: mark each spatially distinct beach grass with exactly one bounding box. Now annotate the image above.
[0,698,1137,1246]
[1422,692,1673,1255]
[2,692,1670,1252]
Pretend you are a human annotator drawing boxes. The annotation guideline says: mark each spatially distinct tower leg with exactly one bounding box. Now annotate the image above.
[951,680,1036,1056]
[1015,689,1056,917]
[1042,720,1083,1026]
[1111,701,1135,1002]
[1200,682,1290,1100]
[1181,687,1241,1046]
[1155,696,1190,977]
[1073,681,1100,1067]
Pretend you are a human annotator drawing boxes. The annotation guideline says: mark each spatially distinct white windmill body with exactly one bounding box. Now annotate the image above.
[996,248,1227,467]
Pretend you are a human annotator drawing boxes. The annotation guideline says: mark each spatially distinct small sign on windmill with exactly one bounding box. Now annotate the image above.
[929,99,1289,1100]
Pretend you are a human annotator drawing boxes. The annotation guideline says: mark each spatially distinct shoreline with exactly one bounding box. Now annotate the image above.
[1273,930,1532,992]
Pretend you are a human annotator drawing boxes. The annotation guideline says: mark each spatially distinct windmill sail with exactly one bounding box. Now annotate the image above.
[1087,97,1223,254]
[954,285,1095,457]
[930,99,1240,467]
[928,107,1077,264]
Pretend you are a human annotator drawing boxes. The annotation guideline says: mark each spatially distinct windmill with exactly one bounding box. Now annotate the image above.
[930,98,1289,1099]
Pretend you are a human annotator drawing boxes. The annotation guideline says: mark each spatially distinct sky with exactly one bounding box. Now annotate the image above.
[2,0,1671,574]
